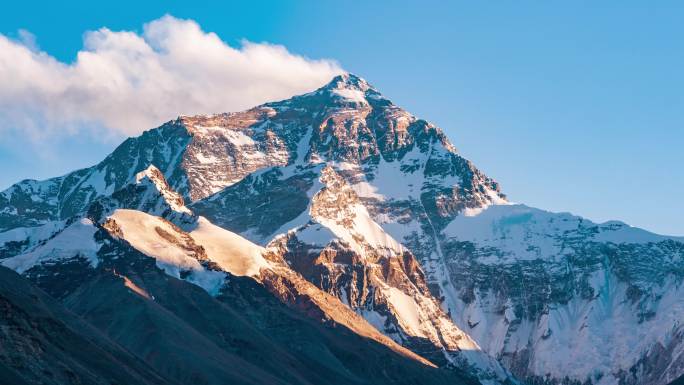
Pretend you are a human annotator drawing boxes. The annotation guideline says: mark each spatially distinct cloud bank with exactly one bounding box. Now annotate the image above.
[0,15,343,140]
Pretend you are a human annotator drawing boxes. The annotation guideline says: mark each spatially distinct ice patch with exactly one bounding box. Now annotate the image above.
[194,152,220,164]
[0,220,66,249]
[2,218,100,273]
[224,130,257,147]
[332,89,368,104]
[383,287,422,335]
[350,181,385,200]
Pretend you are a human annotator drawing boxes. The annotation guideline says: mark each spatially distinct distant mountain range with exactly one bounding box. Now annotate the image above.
[1,74,682,385]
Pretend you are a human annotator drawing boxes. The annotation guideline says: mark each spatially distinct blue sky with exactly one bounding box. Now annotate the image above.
[1,1,682,235]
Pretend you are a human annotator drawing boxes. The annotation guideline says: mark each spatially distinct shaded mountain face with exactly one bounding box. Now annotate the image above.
[0,265,173,385]
[1,74,682,385]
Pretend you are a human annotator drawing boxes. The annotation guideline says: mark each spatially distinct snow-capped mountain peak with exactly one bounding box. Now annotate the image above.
[324,73,373,92]
[1,74,682,385]
[319,73,377,105]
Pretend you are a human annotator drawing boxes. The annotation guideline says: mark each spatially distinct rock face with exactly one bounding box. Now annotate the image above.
[255,165,506,377]
[0,73,682,385]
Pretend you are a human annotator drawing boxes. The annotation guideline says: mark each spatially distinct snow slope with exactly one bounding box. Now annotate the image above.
[2,218,100,273]
[440,204,684,385]
[109,209,226,294]
[189,216,269,277]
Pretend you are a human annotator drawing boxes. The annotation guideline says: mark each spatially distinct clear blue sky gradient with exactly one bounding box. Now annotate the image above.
[1,1,682,235]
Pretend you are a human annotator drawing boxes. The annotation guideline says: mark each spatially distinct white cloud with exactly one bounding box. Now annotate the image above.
[0,15,343,140]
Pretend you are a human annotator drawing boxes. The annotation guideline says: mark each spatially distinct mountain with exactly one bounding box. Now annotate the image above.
[1,73,682,385]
